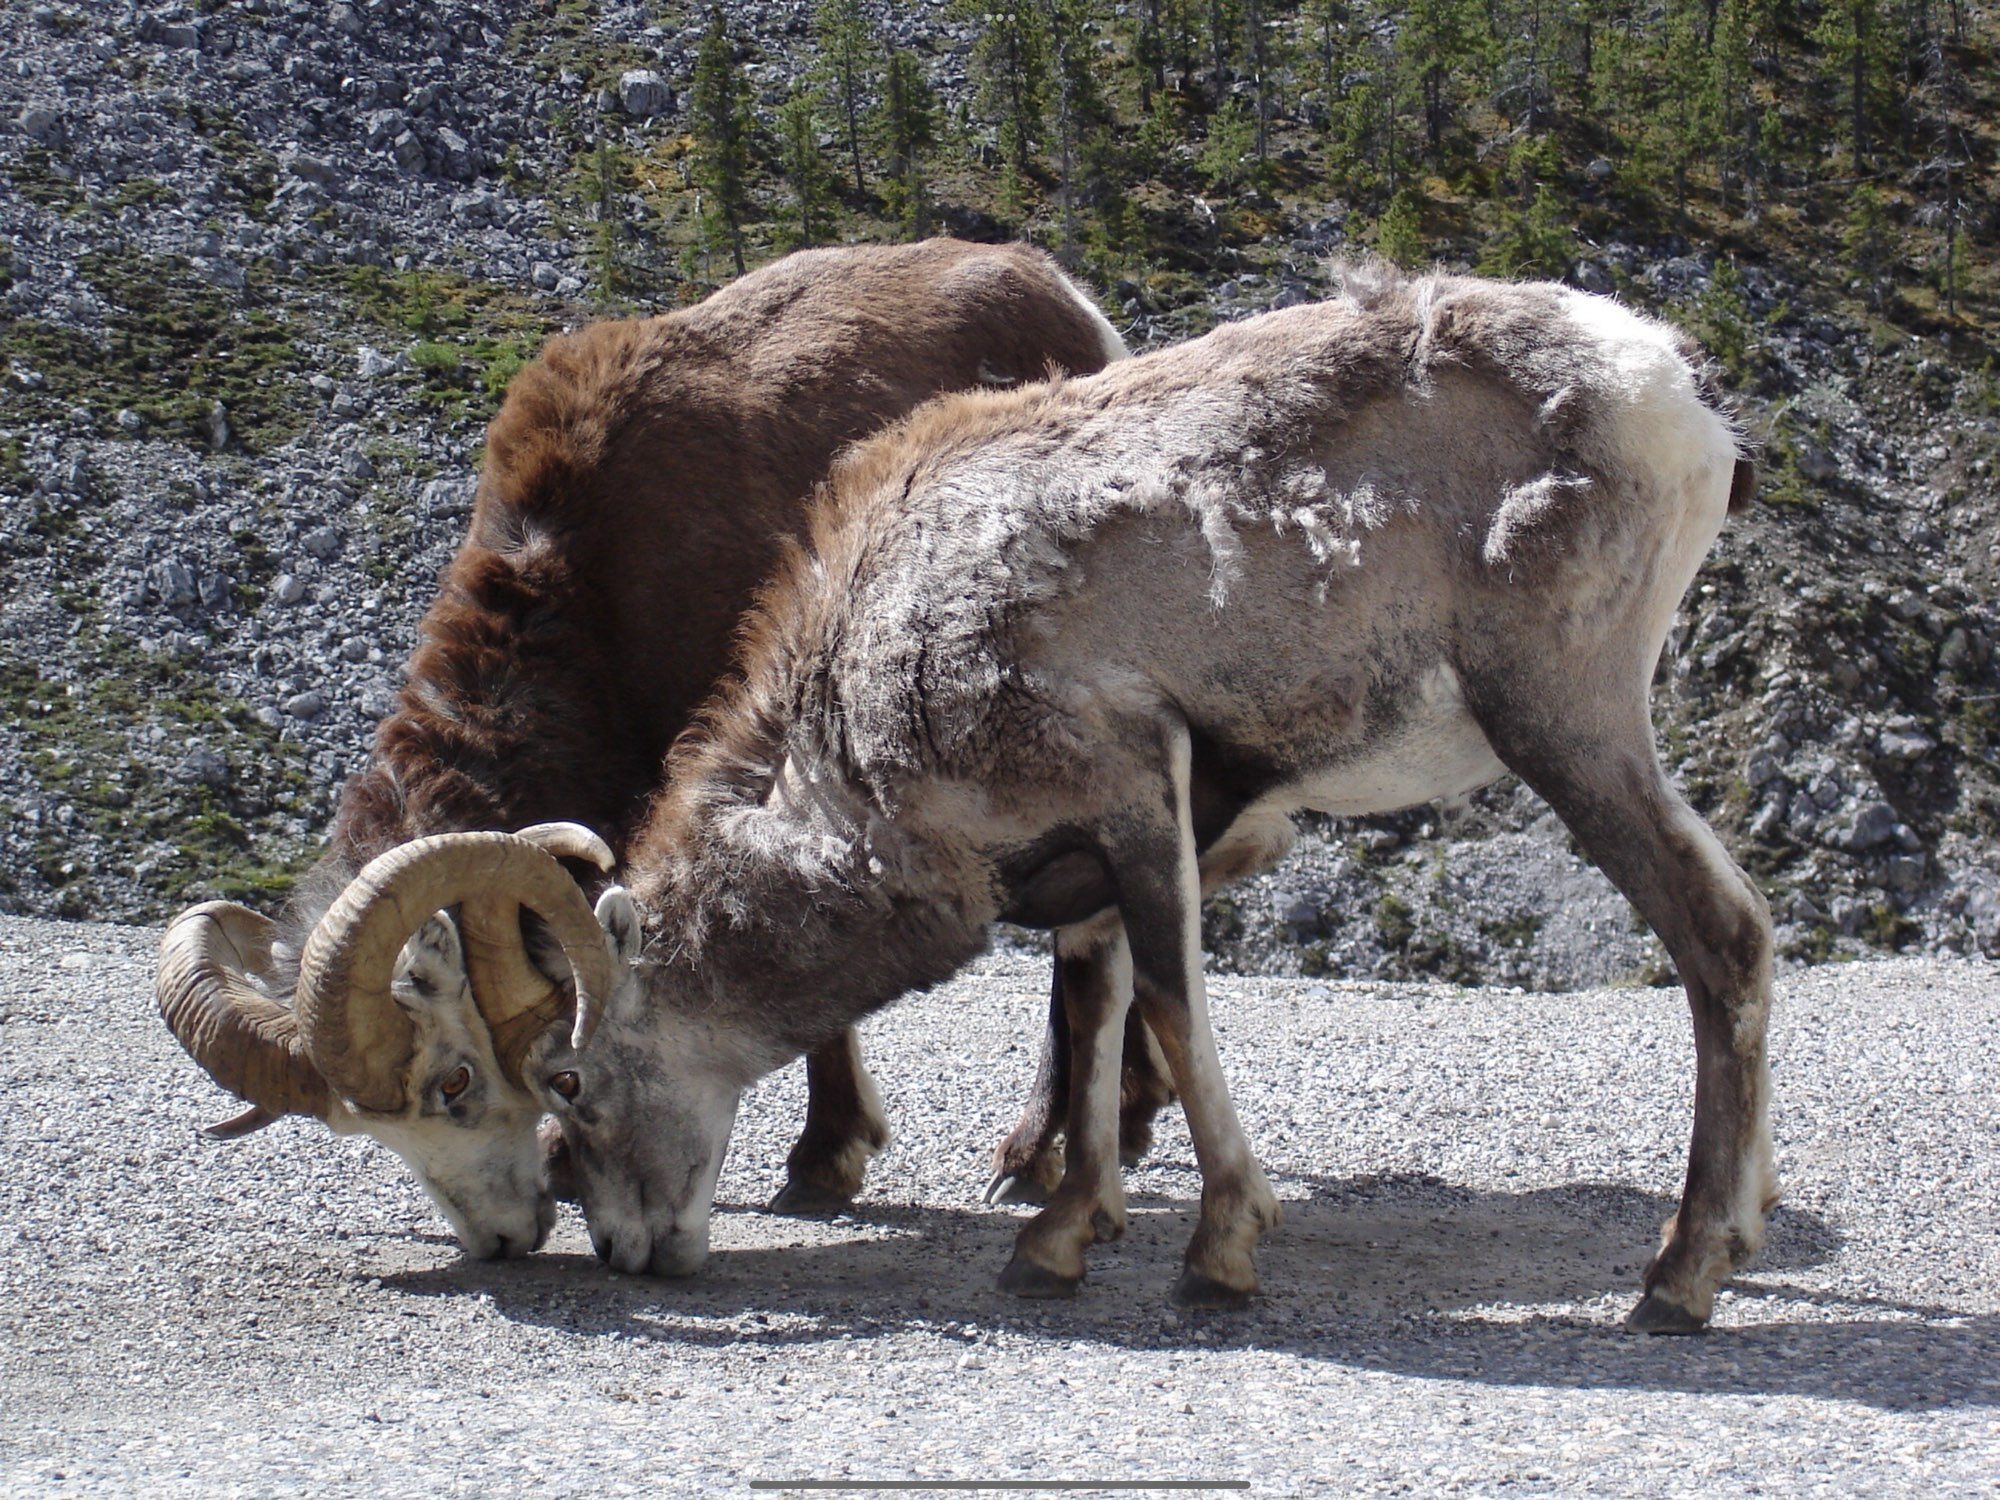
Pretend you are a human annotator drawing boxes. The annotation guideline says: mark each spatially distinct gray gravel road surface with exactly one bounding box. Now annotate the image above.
[1,914,1996,1496]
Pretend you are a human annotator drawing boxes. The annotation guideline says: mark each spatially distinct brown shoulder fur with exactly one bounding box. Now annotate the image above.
[293,239,1124,946]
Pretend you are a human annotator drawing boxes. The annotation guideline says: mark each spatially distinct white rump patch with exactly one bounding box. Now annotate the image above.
[1560,289,1736,502]
[1052,269,1131,366]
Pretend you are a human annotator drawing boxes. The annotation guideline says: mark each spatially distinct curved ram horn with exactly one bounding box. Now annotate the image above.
[513,822,615,872]
[468,822,618,1081]
[296,832,615,1111]
[157,901,333,1128]
[203,1103,282,1139]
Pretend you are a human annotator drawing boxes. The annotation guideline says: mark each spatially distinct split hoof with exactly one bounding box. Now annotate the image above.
[997,1254,1082,1300]
[1170,1267,1255,1312]
[983,1169,1053,1208]
[1117,1120,1156,1168]
[1624,1290,1709,1335]
[767,1178,856,1217]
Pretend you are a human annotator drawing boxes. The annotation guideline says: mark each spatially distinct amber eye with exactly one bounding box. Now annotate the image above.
[440,1065,472,1102]
[549,1070,581,1101]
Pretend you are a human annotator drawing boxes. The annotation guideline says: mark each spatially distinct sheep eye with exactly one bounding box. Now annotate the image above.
[440,1066,472,1102]
[549,1070,581,1102]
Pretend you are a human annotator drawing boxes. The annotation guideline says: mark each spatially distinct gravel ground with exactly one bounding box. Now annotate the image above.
[0,913,1995,1497]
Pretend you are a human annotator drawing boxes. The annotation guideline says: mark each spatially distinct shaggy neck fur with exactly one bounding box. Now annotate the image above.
[627,638,990,1063]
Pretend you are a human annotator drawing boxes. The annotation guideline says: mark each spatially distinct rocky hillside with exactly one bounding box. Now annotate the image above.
[2,0,1996,986]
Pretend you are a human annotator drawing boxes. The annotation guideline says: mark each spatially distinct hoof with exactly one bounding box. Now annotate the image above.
[767,1179,856,1217]
[983,1170,1053,1208]
[1170,1267,1254,1312]
[1624,1290,1709,1335]
[997,1255,1082,1300]
[1117,1121,1156,1168]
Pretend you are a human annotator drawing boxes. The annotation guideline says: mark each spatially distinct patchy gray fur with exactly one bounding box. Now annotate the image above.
[569,269,1767,1325]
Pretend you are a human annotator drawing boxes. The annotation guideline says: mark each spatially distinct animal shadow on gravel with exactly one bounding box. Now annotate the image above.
[379,1170,1998,1411]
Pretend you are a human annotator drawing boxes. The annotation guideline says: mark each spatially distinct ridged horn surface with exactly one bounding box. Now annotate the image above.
[514,822,615,872]
[297,832,614,1110]
[157,901,332,1126]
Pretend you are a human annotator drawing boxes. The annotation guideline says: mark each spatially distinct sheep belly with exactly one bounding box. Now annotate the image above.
[1262,662,1506,820]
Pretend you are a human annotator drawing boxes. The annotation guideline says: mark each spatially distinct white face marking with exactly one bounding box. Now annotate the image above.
[541,887,751,1278]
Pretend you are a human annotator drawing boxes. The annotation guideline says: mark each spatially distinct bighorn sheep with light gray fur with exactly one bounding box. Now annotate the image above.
[155,238,1130,1259]
[323,265,1770,1333]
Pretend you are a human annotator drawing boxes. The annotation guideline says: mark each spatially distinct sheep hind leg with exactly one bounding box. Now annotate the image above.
[768,1029,891,1215]
[984,962,1072,1206]
[985,969,1175,1207]
[998,926,1135,1297]
[1117,724,1279,1310]
[1117,1003,1176,1166]
[1476,693,1777,1333]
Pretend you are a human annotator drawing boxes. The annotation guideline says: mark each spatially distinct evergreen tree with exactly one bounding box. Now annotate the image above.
[1197,93,1257,190]
[1132,83,1181,179]
[1812,0,1893,166]
[1711,0,1758,212]
[813,0,878,195]
[584,136,635,306]
[776,89,836,246]
[955,2,1050,176]
[689,7,750,275]
[1478,141,1575,278]
[1207,0,1238,87]
[1373,185,1426,266]
[1404,0,1483,160]
[876,48,939,237]
[1690,257,1756,377]
[1239,0,1284,164]
[1650,0,1721,218]
[1842,183,1898,307]
[1041,0,1118,259]
[1134,0,1168,108]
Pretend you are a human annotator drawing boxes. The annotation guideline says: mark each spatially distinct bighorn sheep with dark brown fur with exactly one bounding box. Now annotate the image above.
[156,238,1129,1259]
[292,265,1770,1334]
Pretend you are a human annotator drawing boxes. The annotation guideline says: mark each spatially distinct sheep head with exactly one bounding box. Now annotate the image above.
[157,823,617,1259]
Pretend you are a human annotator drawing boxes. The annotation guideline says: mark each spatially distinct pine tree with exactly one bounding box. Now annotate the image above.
[954,2,1050,178]
[1478,141,1575,278]
[1040,0,1117,260]
[813,0,878,195]
[1651,0,1721,219]
[1239,0,1288,165]
[876,48,938,237]
[1373,186,1426,266]
[777,89,835,246]
[1197,93,1257,189]
[584,136,635,306]
[1207,0,1238,87]
[1404,0,1482,160]
[1818,0,1901,167]
[1712,0,1758,212]
[1134,0,1168,108]
[689,7,750,275]
[1843,183,1897,307]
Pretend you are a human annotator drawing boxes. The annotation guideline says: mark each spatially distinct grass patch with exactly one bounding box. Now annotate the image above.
[1,249,306,450]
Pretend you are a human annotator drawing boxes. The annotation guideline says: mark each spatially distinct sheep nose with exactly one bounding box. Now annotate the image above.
[492,1230,529,1260]
[648,1228,709,1279]
[591,1229,651,1275]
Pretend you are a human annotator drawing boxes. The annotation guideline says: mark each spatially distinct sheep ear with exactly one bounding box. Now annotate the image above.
[594,887,641,968]
[393,913,467,1010]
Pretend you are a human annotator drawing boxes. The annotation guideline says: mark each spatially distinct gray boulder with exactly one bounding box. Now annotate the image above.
[619,69,673,117]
